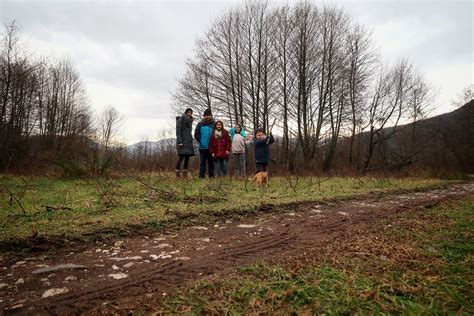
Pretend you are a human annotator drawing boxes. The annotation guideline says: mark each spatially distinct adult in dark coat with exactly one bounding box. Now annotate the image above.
[175,108,194,178]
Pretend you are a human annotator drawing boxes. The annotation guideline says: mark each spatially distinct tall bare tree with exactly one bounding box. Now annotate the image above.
[98,106,124,152]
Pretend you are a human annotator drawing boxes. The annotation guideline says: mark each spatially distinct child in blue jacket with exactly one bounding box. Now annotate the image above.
[253,128,274,174]
[194,109,215,178]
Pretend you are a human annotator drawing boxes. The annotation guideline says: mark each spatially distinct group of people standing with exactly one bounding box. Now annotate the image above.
[175,108,273,179]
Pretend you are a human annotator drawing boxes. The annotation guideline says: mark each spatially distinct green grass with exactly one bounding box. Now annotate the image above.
[0,174,449,244]
[160,196,474,315]
[164,264,388,314]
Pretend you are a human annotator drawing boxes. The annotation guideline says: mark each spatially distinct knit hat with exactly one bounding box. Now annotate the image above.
[203,108,212,116]
[185,108,193,114]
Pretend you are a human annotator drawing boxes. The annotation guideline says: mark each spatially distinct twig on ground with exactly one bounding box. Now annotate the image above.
[94,176,122,208]
[115,167,177,201]
[42,205,72,212]
[284,174,299,193]
[1,184,27,214]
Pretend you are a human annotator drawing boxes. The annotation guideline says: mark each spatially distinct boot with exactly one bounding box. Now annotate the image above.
[182,169,188,179]
[175,169,181,179]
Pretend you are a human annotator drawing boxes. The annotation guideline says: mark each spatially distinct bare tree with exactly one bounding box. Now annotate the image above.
[452,84,474,107]
[98,106,124,152]
[273,5,296,169]
[0,21,19,130]
[172,50,215,117]
[345,24,376,167]
[292,2,319,169]
[362,60,424,171]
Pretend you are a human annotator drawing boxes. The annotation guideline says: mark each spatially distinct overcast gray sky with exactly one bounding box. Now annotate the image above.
[1,0,472,144]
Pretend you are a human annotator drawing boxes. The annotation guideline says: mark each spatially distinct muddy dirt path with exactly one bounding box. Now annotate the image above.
[1,183,473,315]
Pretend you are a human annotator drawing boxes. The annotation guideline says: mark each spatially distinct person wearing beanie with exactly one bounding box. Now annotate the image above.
[175,108,194,179]
[203,108,212,116]
[194,108,215,178]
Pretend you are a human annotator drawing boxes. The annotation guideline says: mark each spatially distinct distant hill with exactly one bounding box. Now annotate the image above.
[335,100,474,173]
[417,100,474,172]
[124,138,176,154]
[409,100,473,130]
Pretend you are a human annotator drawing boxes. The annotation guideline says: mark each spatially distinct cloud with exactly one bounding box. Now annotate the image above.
[359,1,473,63]
[426,60,474,114]
[342,0,473,110]
[86,80,175,143]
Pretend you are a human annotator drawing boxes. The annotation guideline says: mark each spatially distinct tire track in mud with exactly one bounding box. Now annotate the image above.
[5,182,474,315]
[33,232,300,314]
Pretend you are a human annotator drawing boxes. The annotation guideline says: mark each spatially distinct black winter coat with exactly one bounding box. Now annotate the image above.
[176,114,195,156]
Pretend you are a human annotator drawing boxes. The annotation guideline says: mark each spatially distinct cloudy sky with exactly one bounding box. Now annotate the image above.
[1,0,472,144]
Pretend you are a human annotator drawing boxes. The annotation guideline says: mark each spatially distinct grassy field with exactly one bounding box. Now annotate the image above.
[160,196,474,314]
[0,173,450,244]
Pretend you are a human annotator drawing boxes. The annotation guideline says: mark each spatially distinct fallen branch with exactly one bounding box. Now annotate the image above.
[115,167,178,202]
[1,185,26,214]
[42,205,72,212]
[284,174,299,193]
[94,176,122,208]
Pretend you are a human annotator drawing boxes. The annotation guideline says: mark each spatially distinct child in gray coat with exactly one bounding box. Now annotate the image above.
[230,124,251,178]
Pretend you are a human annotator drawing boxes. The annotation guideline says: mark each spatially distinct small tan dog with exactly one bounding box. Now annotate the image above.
[250,171,268,187]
